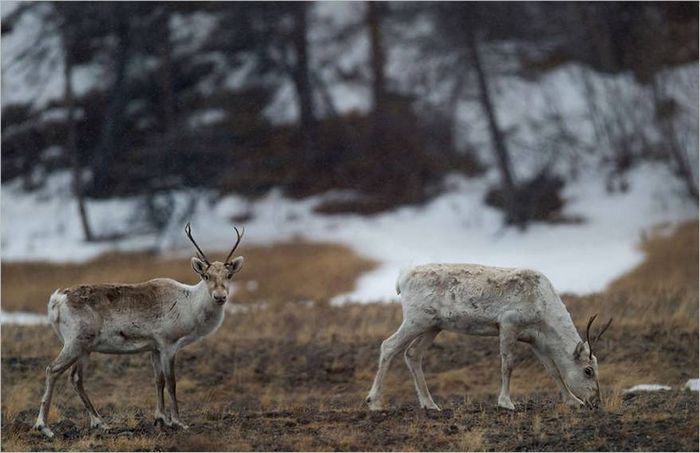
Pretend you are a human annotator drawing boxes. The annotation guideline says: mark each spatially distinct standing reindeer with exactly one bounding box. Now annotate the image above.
[33,223,245,438]
[367,264,612,411]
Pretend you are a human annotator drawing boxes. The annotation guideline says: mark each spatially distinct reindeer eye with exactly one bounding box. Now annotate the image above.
[584,367,594,377]
[203,274,209,281]
[226,273,233,280]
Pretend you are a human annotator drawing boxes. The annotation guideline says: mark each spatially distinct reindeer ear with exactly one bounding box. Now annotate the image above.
[191,257,207,276]
[226,256,244,274]
[573,341,589,360]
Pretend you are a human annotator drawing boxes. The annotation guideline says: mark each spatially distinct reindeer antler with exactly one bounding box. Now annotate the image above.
[594,318,613,344]
[585,314,613,360]
[225,226,245,264]
[185,222,210,266]
[585,314,597,360]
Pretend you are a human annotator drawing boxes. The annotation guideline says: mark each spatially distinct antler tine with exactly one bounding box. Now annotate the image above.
[225,226,245,264]
[585,314,598,360]
[594,318,613,344]
[184,222,210,265]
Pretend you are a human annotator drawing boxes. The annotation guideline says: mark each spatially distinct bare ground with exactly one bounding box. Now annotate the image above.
[1,221,698,451]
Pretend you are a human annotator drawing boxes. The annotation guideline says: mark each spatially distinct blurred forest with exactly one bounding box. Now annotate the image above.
[1,1,698,236]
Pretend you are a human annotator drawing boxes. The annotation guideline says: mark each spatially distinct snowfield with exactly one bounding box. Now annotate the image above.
[1,163,696,305]
[1,2,697,306]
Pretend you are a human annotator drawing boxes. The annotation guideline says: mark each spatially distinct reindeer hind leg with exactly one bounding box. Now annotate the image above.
[70,355,110,430]
[404,329,441,410]
[34,343,82,437]
[366,320,429,410]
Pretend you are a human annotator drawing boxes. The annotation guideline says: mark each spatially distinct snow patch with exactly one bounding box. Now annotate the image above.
[684,379,699,392]
[187,109,227,129]
[0,311,49,326]
[623,384,672,394]
[1,163,696,304]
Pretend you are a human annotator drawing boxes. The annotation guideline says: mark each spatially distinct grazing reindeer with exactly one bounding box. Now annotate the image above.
[33,223,245,438]
[367,264,612,411]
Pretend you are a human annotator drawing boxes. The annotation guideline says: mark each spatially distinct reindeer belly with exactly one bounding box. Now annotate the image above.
[94,326,155,354]
[437,310,500,336]
[426,286,514,336]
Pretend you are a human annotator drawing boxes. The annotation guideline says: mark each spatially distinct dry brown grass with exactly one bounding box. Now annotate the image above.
[601,381,624,412]
[458,428,485,451]
[1,220,698,451]
[610,220,698,294]
[562,220,699,331]
[1,240,376,312]
[2,385,33,426]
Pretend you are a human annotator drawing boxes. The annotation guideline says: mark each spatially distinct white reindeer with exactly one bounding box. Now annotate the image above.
[366,264,612,411]
[33,223,245,438]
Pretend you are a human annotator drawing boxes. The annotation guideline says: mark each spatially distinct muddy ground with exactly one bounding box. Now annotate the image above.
[4,392,699,452]
[1,222,698,451]
[1,324,698,452]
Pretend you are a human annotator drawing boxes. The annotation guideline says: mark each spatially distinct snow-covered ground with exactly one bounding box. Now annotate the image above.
[623,384,672,394]
[1,3,697,306]
[622,381,700,393]
[0,311,49,326]
[684,379,699,392]
[1,163,696,305]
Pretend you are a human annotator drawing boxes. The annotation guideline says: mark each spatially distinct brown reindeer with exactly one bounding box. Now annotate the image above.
[34,223,244,437]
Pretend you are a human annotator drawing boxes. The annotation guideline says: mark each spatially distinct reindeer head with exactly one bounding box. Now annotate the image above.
[563,314,613,408]
[185,223,245,305]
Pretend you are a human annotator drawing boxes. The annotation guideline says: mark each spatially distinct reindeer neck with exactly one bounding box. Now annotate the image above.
[538,297,583,362]
[174,281,224,327]
[162,280,224,349]
[187,280,209,303]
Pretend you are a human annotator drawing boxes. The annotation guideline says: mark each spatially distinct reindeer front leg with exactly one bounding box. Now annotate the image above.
[497,321,517,410]
[161,349,188,429]
[151,351,170,427]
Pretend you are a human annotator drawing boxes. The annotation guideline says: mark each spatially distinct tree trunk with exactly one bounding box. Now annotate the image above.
[291,4,319,171]
[156,7,175,193]
[90,11,131,196]
[467,34,522,227]
[577,3,618,72]
[64,43,94,241]
[448,67,467,154]
[652,78,699,201]
[158,8,175,133]
[367,1,388,148]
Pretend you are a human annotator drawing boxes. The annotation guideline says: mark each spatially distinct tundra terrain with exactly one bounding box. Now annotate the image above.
[1,221,698,451]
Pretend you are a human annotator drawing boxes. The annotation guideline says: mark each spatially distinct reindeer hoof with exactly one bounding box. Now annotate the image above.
[422,403,441,411]
[564,398,584,408]
[91,419,110,430]
[34,423,54,438]
[366,398,385,411]
[154,416,172,429]
[497,397,515,411]
[171,418,189,430]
